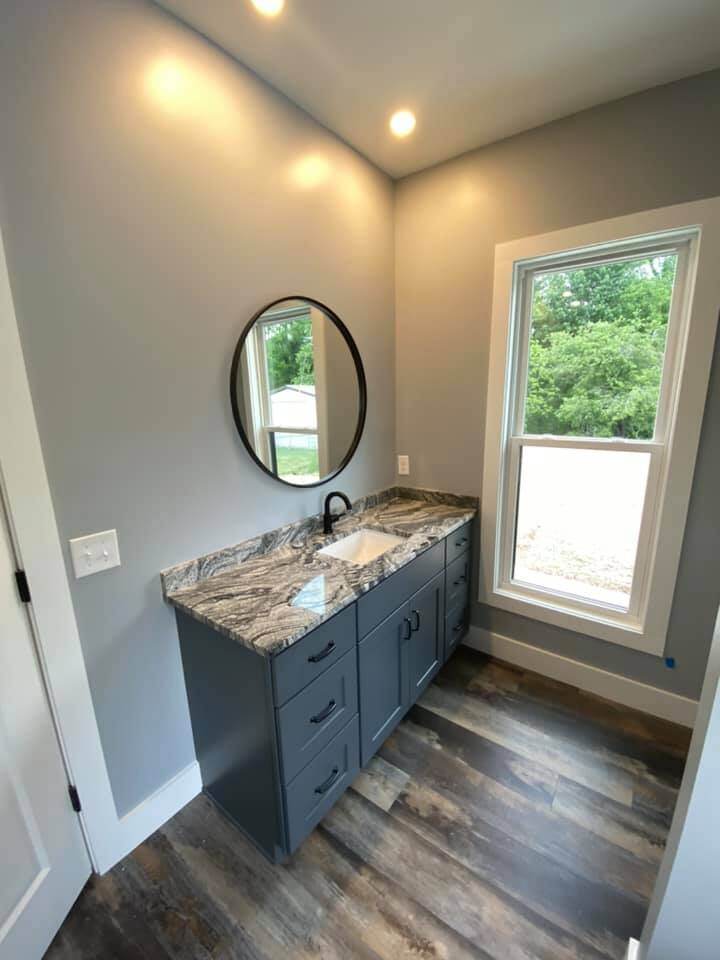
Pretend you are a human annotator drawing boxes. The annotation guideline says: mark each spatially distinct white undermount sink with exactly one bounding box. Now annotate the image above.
[317,528,405,565]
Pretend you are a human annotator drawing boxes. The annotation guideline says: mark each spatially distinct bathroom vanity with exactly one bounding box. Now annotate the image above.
[162,488,475,862]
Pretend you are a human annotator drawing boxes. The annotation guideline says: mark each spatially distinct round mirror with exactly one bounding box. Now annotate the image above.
[230,297,367,487]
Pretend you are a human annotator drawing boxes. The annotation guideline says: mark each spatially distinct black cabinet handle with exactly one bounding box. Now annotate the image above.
[314,766,340,795]
[401,617,412,641]
[452,576,467,586]
[308,640,335,663]
[411,609,421,631]
[455,537,469,547]
[453,622,464,633]
[310,699,337,724]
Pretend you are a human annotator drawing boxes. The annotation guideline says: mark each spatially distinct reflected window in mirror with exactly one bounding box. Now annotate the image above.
[231,298,366,487]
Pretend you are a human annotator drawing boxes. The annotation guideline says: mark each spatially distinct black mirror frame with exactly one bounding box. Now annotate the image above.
[229,295,368,489]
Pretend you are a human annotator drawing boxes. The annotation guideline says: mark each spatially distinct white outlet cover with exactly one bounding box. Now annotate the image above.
[397,454,410,476]
[69,529,121,579]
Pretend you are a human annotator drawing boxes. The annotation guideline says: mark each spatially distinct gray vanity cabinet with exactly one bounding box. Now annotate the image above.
[176,520,473,864]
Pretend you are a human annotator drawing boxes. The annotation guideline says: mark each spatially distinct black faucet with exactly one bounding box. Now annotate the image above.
[323,491,352,534]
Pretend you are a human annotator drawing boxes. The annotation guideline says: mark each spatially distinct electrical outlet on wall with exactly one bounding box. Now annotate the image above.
[397,454,410,476]
[69,529,121,579]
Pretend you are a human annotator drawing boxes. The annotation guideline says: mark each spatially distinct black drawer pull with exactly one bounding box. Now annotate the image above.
[314,766,340,795]
[452,576,467,586]
[453,622,464,633]
[308,640,335,663]
[401,617,412,641]
[455,537,469,547]
[310,699,337,724]
[411,609,421,631]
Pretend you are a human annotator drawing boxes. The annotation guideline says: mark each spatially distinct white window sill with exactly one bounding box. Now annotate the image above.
[483,583,664,656]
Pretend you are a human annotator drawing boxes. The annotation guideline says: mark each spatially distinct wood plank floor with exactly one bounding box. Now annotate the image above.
[46,648,690,960]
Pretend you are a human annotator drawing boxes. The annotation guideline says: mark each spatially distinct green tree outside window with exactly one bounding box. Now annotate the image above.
[525,255,677,439]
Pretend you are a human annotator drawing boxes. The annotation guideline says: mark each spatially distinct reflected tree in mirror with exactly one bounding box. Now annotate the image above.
[230,297,366,487]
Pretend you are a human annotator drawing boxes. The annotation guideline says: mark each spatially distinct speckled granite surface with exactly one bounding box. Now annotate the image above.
[162,488,476,657]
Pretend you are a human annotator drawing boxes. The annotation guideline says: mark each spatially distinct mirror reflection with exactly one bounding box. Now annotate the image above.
[231,298,366,486]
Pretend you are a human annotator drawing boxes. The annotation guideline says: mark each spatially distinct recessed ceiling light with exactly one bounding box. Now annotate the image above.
[389,109,416,138]
[250,0,284,17]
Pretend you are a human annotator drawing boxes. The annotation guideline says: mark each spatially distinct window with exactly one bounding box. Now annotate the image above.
[481,200,720,655]
[242,305,323,485]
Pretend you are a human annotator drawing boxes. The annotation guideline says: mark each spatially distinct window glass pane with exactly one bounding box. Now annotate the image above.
[273,432,319,485]
[262,314,317,430]
[524,254,677,439]
[513,446,650,610]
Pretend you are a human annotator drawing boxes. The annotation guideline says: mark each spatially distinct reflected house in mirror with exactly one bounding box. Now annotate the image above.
[230,297,367,486]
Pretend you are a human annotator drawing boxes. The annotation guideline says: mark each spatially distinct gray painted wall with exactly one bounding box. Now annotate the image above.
[395,70,720,699]
[0,0,394,814]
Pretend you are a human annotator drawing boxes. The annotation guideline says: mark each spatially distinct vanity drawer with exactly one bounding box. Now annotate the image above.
[284,714,359,853]
[357,541,444,639]
[272,604,357,707]
[444,603,469,661]
[446,521,473,566]
[446,552,470,611]
[277,649,358,783]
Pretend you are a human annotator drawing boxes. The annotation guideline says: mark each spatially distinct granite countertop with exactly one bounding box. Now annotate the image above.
[162,489,476,657]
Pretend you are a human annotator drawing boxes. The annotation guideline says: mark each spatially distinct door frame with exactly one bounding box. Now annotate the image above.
[0,227,121,873]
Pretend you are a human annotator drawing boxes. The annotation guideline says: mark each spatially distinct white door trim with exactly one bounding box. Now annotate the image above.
[0,228,200,874]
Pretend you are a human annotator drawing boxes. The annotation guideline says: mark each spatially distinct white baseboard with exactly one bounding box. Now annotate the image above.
[464,627,697,728]
[625,937,640,960]
[97,761,201,874]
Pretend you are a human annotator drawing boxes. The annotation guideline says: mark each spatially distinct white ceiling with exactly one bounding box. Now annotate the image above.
[157,0,720,178]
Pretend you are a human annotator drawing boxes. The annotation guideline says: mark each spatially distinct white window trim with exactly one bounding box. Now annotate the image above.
[480,198,720,656]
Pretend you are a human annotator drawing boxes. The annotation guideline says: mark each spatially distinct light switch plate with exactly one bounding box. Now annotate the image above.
[69,529,121,579]
[397,454,410,476]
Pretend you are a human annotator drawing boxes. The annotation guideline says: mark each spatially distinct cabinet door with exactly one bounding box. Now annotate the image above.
[408,572,444,700]
[359,604,411,764]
